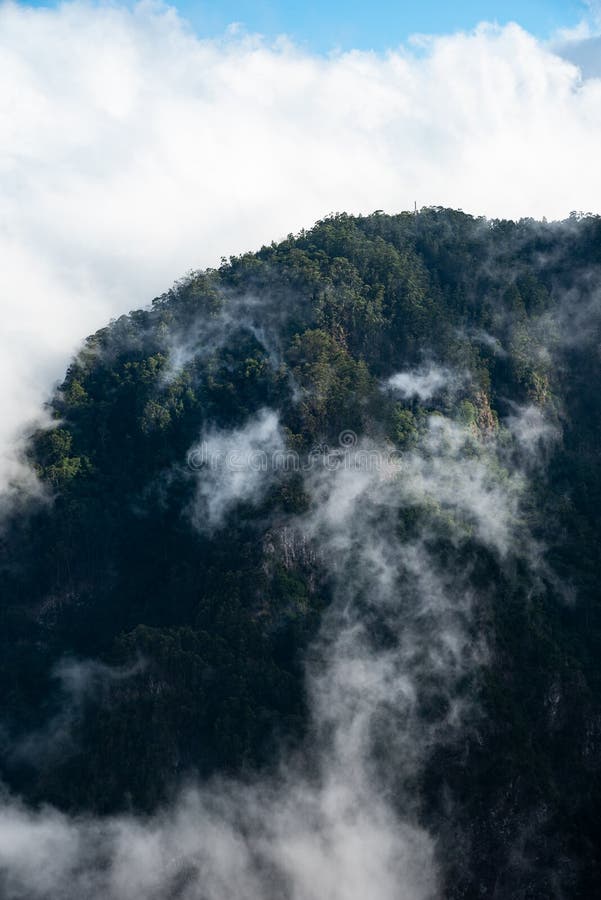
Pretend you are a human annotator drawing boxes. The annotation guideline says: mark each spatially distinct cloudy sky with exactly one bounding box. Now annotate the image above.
[18,0,590,51]
[1,0,601,489]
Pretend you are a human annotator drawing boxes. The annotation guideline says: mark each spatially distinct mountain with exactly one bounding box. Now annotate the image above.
[1,208,601,898]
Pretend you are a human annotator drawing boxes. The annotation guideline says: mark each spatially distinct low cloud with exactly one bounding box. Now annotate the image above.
[505,403,560,464]
[387,365,460,401]
[188,409,285,530]
[395,415,524,556]
[1,419,464,899]
[0,377,550,898]
[0,779,436,900]
[3,657,144,767]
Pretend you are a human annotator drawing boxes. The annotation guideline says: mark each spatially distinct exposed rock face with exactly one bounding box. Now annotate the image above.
[474,390,498,437]
[263,525,318,574]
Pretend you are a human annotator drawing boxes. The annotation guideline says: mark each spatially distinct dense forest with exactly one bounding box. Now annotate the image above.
[1,208,601,898]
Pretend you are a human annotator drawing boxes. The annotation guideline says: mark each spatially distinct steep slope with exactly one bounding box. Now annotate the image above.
[1,209,601,898]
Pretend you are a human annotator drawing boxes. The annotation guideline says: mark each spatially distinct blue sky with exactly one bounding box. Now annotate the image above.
[21,0,588,51]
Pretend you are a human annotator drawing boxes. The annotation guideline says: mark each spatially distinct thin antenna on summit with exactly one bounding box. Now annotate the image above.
[414,201,418,215]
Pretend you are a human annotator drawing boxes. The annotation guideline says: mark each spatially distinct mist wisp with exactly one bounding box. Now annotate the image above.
[0,357,555,899]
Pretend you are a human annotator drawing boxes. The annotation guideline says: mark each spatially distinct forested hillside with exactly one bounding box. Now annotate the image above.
[1,208,601,898]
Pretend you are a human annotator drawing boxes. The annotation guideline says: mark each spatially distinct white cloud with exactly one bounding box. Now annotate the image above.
[0,363,553,896]
[505,402,560,463]
[0,779,436,900]
[0,407,538,899]
[387,365,458,401]
[3,657,144,767]
[1,1,601,494]
[396,414,525,556]
[188,408,285,530]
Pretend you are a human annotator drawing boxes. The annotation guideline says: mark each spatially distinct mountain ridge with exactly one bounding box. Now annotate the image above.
[1,208,601,898]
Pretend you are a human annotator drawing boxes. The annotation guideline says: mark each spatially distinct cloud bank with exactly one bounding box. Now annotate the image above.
[1,0,601,492]
[0,386,548,898]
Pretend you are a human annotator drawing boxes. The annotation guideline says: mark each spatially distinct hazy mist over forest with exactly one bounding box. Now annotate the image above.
[2,2,601,899]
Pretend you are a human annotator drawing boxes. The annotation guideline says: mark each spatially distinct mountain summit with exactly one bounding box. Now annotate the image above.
[1,209,601,898]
